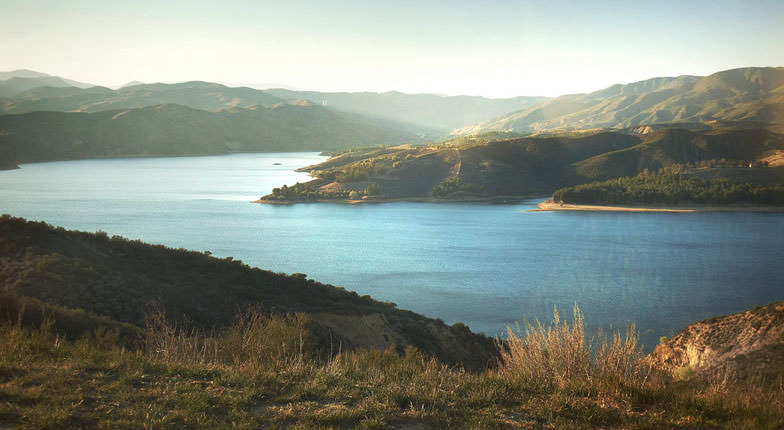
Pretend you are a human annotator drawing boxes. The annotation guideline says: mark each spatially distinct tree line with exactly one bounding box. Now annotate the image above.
[553,173,784,205]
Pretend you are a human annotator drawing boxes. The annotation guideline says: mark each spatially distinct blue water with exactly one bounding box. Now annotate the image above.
[1,153,783,351]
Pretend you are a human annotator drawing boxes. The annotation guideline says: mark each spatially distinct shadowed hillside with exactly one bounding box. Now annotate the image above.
[0,103,421,165]
[0,215,497,370]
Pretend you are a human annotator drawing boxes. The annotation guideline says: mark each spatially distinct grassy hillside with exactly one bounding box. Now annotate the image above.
[0,216,781,428]
[1,299,781,428]
[0,215,496,370]
[0,103,421,164]
[458,67,784,134]
[258,127,784,203]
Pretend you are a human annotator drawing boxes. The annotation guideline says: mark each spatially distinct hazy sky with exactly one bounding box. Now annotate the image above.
[2,0,782,97]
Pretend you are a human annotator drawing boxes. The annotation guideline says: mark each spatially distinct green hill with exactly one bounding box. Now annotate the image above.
[457,67,784,134]
[0,103,421,165]
[258,127,784,203]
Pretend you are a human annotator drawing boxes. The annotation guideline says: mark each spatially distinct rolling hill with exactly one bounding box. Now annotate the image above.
[0,81,285,114]
[258,127,784,203]
[0,71,546,135]
[0,69,95,97]
[457,67,784,134]
[0,103,421,165]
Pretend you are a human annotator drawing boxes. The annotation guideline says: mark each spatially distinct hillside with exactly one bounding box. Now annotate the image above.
[0,81,284,114]
[264,88,547,132]
[458,67,784,134]
[258,127,784,203]
[0,215,497,369]
[1,285,780,428]
[551,172,784,207]
[0,103,421,165]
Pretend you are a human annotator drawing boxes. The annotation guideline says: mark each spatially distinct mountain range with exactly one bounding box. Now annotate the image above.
[2,66,784,170]
[0,69,94,97]
[456,67,784,135]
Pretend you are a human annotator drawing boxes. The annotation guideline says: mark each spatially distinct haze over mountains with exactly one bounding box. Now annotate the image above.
[264,88,547,131]
[1,66,783,170]
[0,69,94,97]
[457,67,784,135]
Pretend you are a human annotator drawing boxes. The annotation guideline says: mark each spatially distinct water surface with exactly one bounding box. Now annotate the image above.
[2,153,783,350]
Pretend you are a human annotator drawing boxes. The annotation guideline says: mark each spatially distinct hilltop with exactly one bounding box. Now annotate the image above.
[257,127,784,203]
[0,70,94,97]
[457,67,784,134]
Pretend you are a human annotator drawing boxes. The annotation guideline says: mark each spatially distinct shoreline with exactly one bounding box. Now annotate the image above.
[253,195,544,205]
[532,201,784,213]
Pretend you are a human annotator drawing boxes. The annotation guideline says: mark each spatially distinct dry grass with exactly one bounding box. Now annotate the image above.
[143,308,308,370]
[498,305,648,391]
[0,306,782,429]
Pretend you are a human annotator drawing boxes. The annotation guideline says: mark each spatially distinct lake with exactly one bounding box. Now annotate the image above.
[2,152,783,351]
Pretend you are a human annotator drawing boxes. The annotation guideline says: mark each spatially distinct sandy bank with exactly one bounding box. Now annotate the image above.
[532,201,784,213]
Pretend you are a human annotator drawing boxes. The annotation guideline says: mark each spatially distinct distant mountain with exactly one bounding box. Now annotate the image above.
[0,103,421,165]
[458,67,784,134]
[0,81,284,114]
[258,127,784,203]
[264,89,547,132]
[0,69,95,97]
[118,80,144,88]
[0,79,545,135]
[0,69,51,80]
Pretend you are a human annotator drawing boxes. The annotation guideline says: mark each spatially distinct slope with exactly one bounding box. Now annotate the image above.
[258,127,784,203]
[0,103,421,165]
[0,215,498,370]
[459,67,784,134]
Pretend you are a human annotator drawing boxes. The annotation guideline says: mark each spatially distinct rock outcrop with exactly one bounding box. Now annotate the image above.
[649,302,784,384]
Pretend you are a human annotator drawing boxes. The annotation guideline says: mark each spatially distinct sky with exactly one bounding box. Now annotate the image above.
[1,0,782,98]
